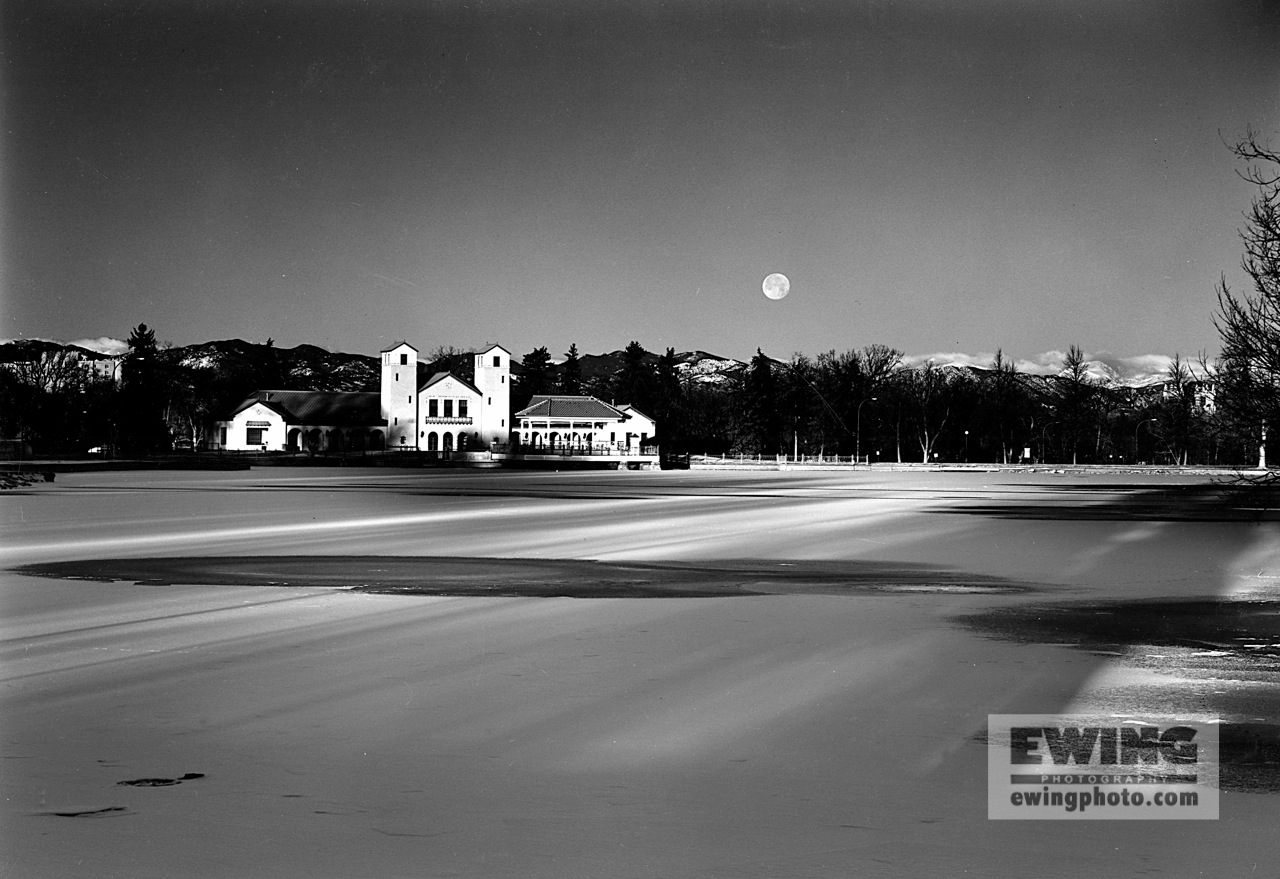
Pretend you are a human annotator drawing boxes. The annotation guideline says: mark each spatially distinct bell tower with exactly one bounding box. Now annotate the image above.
[380,342,419,449]
[473,344,511,447]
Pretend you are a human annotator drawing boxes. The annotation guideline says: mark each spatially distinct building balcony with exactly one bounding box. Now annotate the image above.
[422,416,473,425]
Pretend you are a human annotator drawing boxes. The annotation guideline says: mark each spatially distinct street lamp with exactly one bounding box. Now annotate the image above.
[1039,421,1059,464]
[856,397,877,465]
[964,429,969,463]
[1134,418,1156,463]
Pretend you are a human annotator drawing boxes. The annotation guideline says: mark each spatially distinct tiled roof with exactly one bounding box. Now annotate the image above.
[515,396,628,419]
[379,341,417,354]
[232,390,383,426]
[420,371,481,395]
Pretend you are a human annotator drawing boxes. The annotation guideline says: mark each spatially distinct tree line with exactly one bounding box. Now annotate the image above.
[0,324,278,457]
[512,340,1236,465]
[0,323,1251,466]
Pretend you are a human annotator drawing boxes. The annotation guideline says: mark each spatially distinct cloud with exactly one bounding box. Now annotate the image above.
[1013,350,1067,375]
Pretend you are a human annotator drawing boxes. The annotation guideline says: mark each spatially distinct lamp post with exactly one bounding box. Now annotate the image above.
[856,397,877,465]
[1039,421,1058,464]
[1134,418,1156,463]
[964,429,969,463]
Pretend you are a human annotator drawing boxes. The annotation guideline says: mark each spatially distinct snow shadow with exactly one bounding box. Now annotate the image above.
[936,481,1280,521]
[14,555,1037,598]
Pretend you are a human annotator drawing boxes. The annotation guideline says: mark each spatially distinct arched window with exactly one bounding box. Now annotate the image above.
[442,432,454,452]
[426,432,438,451]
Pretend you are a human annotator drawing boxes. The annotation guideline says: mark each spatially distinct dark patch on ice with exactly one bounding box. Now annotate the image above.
[43,806,130,818]
[935,482,1280,522]
[118,773,204,787]
[14,556,1036,598]
[1219,723,1280,792]
[958,597,1280,656]
[962,600,1280,791]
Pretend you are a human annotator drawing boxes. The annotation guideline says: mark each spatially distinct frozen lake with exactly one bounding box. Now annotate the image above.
[3,467,1279,877]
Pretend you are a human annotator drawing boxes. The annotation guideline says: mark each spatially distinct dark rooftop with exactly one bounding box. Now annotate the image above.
[515,396,629,420]
[232,390,383,426]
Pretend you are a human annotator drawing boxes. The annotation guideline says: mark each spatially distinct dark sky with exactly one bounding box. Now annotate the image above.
[4,0,1279,365]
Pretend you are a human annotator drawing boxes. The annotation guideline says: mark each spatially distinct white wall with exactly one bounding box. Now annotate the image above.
[618,407,656,452]
[381,343,419,449]
[223,403,287,451]
[472,345,511,447]
[419,377,483,451]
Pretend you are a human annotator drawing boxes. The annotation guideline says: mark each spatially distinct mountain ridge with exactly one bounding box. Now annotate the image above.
[1,337,1196,391]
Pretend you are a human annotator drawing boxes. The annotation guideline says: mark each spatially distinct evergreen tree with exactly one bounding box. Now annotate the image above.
[1054,344,1101,464]
[117,323,171,455]
[653,347,685,450]
[733,349,781,454]
[612,341,656,412]
[263,337,286,388]
[559,344,582,395]
[516,346,554,410]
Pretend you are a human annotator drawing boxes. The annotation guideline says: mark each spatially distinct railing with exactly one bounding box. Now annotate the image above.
[0,439,27,461]
[506,443,659,457]
[690,453,873,465]
[421,417,473,425]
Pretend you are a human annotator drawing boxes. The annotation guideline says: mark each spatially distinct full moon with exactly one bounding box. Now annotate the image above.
[762,273,790,300]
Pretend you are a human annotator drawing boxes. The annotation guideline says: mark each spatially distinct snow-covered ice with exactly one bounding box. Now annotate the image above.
[2,468,1277,877]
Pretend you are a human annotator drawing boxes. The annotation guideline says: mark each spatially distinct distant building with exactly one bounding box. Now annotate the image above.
[379,342,512,451]
[217,390,383,452]
[515,396,655,454]
[214,342,513,454]
[0,345,121,390]
[212,340,659,466]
